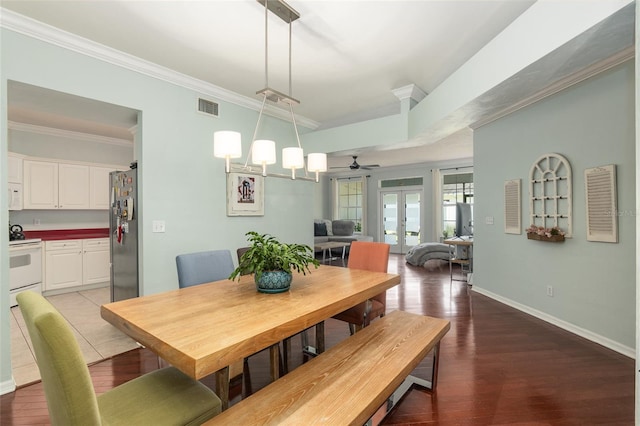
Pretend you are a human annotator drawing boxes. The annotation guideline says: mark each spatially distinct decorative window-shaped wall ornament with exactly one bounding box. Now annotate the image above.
[529,153,572,237]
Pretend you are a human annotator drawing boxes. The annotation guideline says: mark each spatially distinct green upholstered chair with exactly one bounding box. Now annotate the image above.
[16,290,221,426]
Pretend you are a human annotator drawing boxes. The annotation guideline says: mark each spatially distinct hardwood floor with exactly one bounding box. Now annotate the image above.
[2,255,635,425]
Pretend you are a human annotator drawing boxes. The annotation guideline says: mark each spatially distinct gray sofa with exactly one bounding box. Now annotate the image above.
[314,219,374,245]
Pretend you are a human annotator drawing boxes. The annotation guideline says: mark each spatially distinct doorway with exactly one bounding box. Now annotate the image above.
[380,189,422,254]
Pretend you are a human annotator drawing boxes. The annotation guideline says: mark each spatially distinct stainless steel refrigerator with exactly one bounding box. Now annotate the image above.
[109,167,139,302]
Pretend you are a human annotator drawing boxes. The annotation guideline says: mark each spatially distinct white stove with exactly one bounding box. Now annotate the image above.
[9,238,42,246]
[9,238,43,307]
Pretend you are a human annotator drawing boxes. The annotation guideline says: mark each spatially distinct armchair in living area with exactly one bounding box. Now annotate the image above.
[332,241,391,334]
[313,219,374,246]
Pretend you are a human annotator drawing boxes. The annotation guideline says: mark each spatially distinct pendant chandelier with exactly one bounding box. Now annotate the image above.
[213,0,327,182]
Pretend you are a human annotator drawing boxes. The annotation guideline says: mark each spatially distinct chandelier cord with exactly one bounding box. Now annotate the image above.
[289,18,292,97]
[264,0,269,89]
[288,102,308,176]
[244,94,269,169]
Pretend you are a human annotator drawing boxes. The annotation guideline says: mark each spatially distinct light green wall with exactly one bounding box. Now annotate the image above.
[0,29,316,387]
[474,60,635,350]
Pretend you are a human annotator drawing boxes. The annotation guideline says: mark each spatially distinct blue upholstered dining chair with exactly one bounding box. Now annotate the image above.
[17,290,221,426]
[176,249,255,396]
[176,249,236,287]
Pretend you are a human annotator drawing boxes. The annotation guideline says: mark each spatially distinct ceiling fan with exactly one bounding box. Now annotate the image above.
[331,156,380,171]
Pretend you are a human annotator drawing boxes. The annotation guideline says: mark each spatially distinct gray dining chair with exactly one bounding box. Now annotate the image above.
[176,249,236,287]
[236,247,285,381]
[176,249,252,396]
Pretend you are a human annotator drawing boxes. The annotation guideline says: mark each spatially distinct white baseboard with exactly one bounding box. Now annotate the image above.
[472,286,635,359]
[0,377,16,395]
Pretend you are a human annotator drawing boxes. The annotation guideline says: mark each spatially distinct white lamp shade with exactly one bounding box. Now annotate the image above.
[213,131,242,158]
[282,147,304,169]
[252,140,276,165]
[307,153,327,172]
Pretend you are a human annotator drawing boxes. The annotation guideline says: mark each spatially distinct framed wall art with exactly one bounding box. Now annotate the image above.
[226,173,264,216]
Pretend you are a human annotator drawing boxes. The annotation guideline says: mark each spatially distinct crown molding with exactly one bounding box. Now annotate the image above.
[0,8,320,130]
[392,84,427,103]
[471,46,635,130]
[8,121,134,147]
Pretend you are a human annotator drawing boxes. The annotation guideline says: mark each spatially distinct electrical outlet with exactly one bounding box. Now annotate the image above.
[152,220,166,233]
[546,285,553,297]
[33,218,41,225]
[485,216,494,225]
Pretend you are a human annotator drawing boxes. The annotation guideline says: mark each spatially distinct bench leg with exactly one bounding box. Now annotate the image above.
[373,341,442,423]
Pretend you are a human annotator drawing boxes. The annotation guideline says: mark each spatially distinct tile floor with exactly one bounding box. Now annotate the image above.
[10,286,140,387]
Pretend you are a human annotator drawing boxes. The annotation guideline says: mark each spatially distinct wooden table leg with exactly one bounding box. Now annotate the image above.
[282,338,291,375]
[215,367,229,411]
[315,321,325,354]
[270,344,280,382]
[430,341,441,390]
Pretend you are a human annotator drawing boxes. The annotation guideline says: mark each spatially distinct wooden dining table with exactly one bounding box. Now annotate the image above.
[100,264,401,409]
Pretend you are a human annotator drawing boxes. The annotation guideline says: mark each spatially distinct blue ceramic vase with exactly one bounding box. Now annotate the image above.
[256,270,292,293]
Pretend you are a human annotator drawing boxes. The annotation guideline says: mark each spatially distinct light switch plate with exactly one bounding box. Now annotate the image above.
[152,220,166,233]
[485,216,494,225]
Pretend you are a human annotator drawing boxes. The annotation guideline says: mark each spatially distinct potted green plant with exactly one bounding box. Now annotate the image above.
[230,231,320,293]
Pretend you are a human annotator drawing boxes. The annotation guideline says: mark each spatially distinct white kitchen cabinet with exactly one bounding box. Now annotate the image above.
[8,153,23,183]
[83,238,110,285]
[8,153,24,210]
[23,159,113,210]
[24,160,59,209]
[45,240,83,291]
[45,238,110,291]
[59,163,90,209]
[89,167,113,209]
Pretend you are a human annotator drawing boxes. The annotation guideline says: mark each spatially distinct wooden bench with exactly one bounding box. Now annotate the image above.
[205,310,450,425]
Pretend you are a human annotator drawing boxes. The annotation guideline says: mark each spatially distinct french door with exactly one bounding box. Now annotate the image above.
[380,189,422,254]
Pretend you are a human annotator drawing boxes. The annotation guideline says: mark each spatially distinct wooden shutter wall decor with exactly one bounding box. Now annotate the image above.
[504,179,521,234]
[584,164,617,243]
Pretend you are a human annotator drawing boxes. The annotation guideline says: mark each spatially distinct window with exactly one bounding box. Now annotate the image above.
[442,172,473,236]
[334,177,365,233]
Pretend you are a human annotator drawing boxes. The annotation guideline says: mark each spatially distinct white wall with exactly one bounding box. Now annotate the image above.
[474,60,635,353]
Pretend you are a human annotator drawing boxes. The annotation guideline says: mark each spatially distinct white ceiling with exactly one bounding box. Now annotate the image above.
[1,0,634,169]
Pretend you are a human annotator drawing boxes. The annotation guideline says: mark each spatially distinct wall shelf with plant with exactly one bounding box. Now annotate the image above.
[526,225,566,243]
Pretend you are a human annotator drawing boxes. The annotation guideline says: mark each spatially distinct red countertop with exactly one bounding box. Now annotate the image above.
[24,228,110,241]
